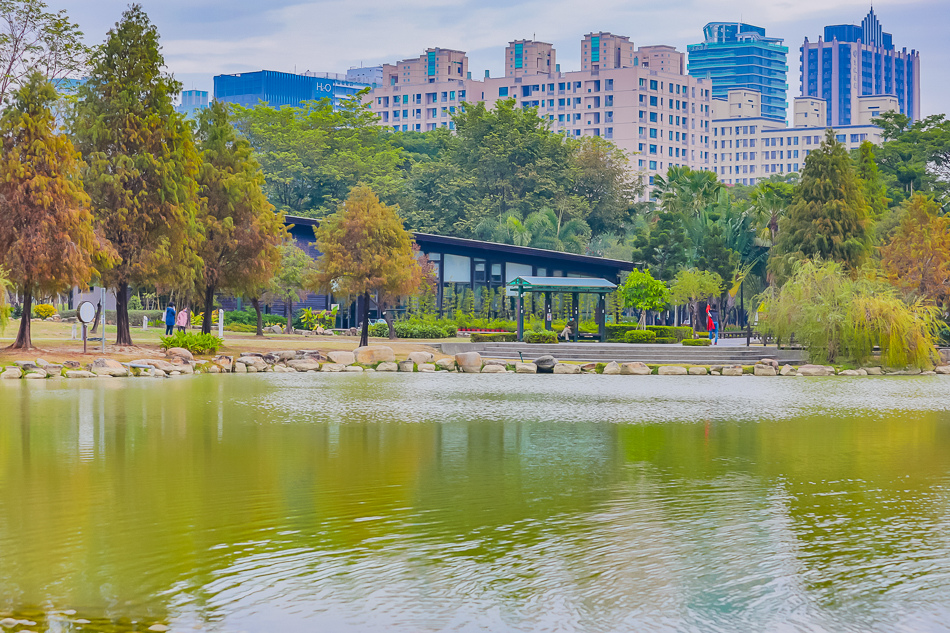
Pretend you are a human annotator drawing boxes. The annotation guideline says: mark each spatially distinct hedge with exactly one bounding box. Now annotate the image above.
[606,324,640,341]
[646,325,694,341]
[624,329,657,344]
[655,337,677,344]
[470,332,517,343]
[524,330,558,344]
[682,338,711,346]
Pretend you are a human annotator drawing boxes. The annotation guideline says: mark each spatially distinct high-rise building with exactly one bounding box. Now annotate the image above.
[177,89,208,117]
[213,70,368,110]
[800,7,919,126]
[366,35,714,199]
[346,66,383,87]
[688,22,788,122]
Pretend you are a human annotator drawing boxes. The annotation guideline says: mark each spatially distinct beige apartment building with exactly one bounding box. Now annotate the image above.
[710,89,894,186]
[366,34,714,197]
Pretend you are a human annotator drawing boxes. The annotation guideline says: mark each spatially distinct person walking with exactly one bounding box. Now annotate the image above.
[708,304,720,345]
[175,306,188,333]
[164,302,176,336]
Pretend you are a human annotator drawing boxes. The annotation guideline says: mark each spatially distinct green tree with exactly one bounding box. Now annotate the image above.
[195,100,286,334]
[748,175,795,246]
[696,223,739,292]
[874,112,950,209]
[770,129,871,283]
[669,268,723,333]
[652,166,722,216]
[72,5,201,346]
[881,195,950,310]
[312,186,425,346]
[855,140,888,220]
[264,242,315,334]
[0,268,10,333]
[0,74,111,349]
[621,269,669,328]
[630,212,690,282]
[572,136,641,235]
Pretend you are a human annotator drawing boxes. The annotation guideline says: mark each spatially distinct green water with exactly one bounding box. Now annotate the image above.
[1,373,950,632]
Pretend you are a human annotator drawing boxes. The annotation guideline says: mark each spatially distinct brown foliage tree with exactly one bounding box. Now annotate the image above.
[881,194,950,309]
[312,186,425,346]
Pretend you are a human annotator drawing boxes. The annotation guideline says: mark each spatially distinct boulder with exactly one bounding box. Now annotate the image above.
[63,360,81,369]
[206,365,221,374]
[322,363,345,372]
[710,370,721,376]
[354,346,395,365]
[397,360,415,372]
[295,350,327,361]
[798,364,835,377]
[408,351,435,365]
[709,365,724,374]
[779,364,796,376]
[14,360,37,369]
[533,355,557,374]
[922,370,937,375]
[376,362,398,372]
[722,366,744,377]
[602,361,622,375]
[287,359,321,372]
[580,363,597,373]
[553,363,581,375]
[24,369,48,379]
[759,358,779,368]
[92,358,124,369]
[838,369,861,376]
[213,355,234,372]
[435,358,457,371]
[455,352,483,374]
[166,347,194,361]
[65,370,95,379]
[935,365,950,375]
[481,364,506,373]
[687,366,708,375]
[133,359,178,372]
[232,362,247,373]
[92,366,128,377]
[342,365,364,373]
[271,350,297,362]
[754,364,777,376]
[1,368,23,379]
[483,359,507,367]
[864,366,884,375]
[240,355,268,371]
[514,362,537,374]
[327,351,356,366]
[418,363,436,373]
[620,362,652,376]
[658,366,688,376]
[940,349,950,364]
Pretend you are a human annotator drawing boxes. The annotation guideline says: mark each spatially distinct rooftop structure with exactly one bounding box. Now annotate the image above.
[177,89,209,117]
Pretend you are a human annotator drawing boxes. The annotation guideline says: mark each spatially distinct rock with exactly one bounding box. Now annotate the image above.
[133,359,178,372]
[232,362,247,373]
[35,358,51,367]
[483,359,507,367]
[14,360,37,369]
[168,371,182,376]
[754,364,777,377]
[798,364,835,377]
[1,368,23,379]
[779,364,795,376]
[481,364,506,373]
[213,355,234,372]
[886,368,922,375]
[65,370,95,379]
[435,358,456,371]
[92,358,124,369]
[455,352,482,374]
[580,363,597,372]
[92,365,128,377]
[935,365,950,375]
[759,358,779,368]
[864,366,884,375]
[709,365,724,373]
[620,362,651,376]
[710,370,721,376]
[364,368,375,372]
[354,345,395,364]
[206,365,221,374]
[602,361,621,375]
[376,362,398,372]
[63,360,80,369]
[271,350,297,362]
[246,365,259,373]
[342,365,364,372]
[658,366,688,376]
[922,370,937,375]
[397,360,415,372]
[322,363,345,372]
[418,363,436,372]
[553,363,581,374]
[295,350,327,361]
[327,351,356,366]
[239,355,268,371]
[688,366,707,375]
[533,355,557,374]
[722,366,744,376]
[514,362,537,374]
[408,351,434,365]
[165,347,194,361]
[24,369,48,379]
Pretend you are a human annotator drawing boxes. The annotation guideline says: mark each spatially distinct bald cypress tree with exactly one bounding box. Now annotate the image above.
[770,129,871,283]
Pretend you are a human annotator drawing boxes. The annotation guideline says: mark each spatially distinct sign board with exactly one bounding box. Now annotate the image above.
[77,301,97,324]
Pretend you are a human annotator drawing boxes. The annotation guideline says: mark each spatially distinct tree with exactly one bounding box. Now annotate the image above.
[770,129,871,283]
[572,136,641,235]
[696,223,739,293]
[855,141,888,220]
[748,176,794,246]
[881,195,950,310]
[195,100,286,334]
[669,269,723,333]
[630,212,690,282]
[264,242,315,334]
[0,0,89,105]
[652,166,722,216]
[0,267,10,333]
[874,112,950,210]
[0,74,110,349]
[312,186,425,347]
[621,269,669,328]
[72,5,202,346]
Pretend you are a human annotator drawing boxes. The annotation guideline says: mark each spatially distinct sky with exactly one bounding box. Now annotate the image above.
[58,0,948,118]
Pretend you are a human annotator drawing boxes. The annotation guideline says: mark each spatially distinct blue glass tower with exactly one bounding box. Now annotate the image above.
[214,70,368,110]
[688,23,788,122]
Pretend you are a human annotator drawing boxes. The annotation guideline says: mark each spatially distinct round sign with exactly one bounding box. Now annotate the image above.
[77,301,97,324]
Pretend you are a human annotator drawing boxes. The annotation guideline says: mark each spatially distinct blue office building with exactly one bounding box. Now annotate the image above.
[176,89,209,117]
[214,70,368,110]
[688,22,788,122]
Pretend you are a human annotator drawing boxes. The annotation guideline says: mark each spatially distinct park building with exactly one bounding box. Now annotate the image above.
[800,7,919,126]
[365,34,714,199]
[710,89,893,186]
[213,69,370,110]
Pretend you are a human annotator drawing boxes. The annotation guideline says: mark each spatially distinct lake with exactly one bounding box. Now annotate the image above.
[1,373,950,632]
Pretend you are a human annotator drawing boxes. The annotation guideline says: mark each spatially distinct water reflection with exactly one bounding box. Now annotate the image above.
[0,375,948,632]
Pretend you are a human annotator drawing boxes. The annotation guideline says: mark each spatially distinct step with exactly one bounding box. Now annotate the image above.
[438,342,806,364]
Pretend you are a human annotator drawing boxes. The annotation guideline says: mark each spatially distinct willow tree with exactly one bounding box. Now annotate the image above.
[72,5,201,346]
[195,100,285,334]
[0,74,109,349]
[313,186,424,346]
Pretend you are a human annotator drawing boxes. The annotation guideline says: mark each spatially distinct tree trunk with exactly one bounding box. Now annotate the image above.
[359,291,370,347]
[285,299,293,334]
[115,282,133,346]
[252,297,263,337]
[202,285,215,335]
[12,289,32,350]
[383,303,396,340]
[90,300,102,334]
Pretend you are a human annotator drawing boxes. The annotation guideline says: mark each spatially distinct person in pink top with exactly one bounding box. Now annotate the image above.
[175,307,188,333]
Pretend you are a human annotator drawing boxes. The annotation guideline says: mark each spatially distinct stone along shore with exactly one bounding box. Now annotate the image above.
[2,344,949,380]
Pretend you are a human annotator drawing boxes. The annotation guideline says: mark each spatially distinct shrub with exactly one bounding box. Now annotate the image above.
[682,338,711,346]
[470,332,517,342]
[369,322,388,337]
[224,323,257,333]
[159,331,223,355]
[624,329,657,343]
[655,337,677,344]
[524,330,558,344]
[33,303,57,319]
[606,324,640,341]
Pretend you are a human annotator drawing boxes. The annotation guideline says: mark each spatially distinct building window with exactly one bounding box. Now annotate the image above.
[499,87,509,97]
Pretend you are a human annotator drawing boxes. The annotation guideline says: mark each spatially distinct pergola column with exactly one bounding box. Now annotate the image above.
[544,292,552,331]
[597,293,606,342]
[572,292,579,343]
